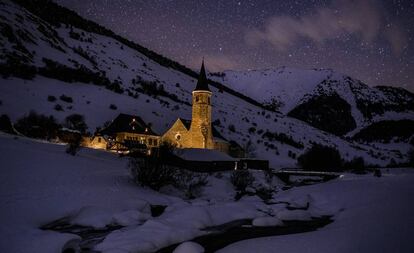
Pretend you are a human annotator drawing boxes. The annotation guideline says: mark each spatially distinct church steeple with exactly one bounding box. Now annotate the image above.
[194,59,210,91]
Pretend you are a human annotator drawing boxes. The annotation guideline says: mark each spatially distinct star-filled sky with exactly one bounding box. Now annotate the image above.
[58,0,413,91]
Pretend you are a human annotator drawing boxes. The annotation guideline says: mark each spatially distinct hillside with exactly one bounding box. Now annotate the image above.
[0,0,411,167]
[210,68,414,136]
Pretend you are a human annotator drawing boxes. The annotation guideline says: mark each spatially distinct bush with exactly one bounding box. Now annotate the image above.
[0,114,16,134]
[47,95,56,102]
[230,169,254,197]
[65,114,87,134]
[54,104,63,111]
[298,144,342,171]
[66,135,81,155]
[14,111,60,140]
[128,157,177,191]
[173,170,208,199]
[408,149,414,167]
[343,157,365,172]
[228,124,236,132]
[129,142,177,191]
[59,94,73,103]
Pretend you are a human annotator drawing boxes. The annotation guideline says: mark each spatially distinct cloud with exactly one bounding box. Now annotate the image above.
[188,55,241,72]
[246,0,407,55]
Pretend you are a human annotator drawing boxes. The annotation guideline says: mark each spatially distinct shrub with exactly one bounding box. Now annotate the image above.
[230,169,254,196]
[128,157,177,191]
[129,142,177,191]
[65,114,87,134]
[174,170,208,199]
[47,95,56,102]
[0,114,16,134]
[228,124,236,132]
[59,94,73,103]
[54,104,63,111]
[66,135,81,155]
[343,157,365,172]
[408,148,414,167]
[14,111,60,140]
[298,144,342,171]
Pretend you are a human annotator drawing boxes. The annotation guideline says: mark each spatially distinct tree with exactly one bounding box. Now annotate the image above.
[298,144,342,171]
[14,111,60,140]
[64,114,87,134]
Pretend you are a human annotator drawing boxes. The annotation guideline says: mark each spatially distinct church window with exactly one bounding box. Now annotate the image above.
[98,137,101,143]
[149,139,153,145]
[154,139,158,146]
[208,97,210,105]
[196,95,199,102]
[175,133,181,141]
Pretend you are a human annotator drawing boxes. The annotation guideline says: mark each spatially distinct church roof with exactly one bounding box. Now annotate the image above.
[100,113,157,136]
[194,60,210,91]
[177,118,227,142]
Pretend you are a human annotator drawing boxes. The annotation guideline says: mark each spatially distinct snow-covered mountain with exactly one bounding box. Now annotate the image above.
[0,0,411,167]
[210,68,414,136]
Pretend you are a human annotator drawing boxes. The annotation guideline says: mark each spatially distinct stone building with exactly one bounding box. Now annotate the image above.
[162,61,231,153]
[97,113,160,153]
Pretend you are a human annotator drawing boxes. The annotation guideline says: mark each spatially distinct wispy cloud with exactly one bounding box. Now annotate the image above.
[246,0,407,55]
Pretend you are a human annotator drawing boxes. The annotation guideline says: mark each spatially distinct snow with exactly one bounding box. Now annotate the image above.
[1,133,414,253]
[173,241,205,253]
[252,217,283,227]
[218,172,414,253]
[0,133,176,252]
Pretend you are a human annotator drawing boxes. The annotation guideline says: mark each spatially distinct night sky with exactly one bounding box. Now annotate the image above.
[58,0,414,91]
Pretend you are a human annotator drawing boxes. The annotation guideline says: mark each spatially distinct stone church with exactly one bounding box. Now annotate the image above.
[163,61,230,154]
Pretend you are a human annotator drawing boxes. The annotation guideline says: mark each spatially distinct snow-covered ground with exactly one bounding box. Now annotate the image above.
[1,133,413,253]
[219,171,414,253]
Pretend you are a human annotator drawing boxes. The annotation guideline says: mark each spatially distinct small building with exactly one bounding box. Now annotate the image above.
[98,113,160,153]
[83,133,108,150]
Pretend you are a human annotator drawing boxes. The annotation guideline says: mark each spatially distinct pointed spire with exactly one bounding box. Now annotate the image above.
[194,58,210,91]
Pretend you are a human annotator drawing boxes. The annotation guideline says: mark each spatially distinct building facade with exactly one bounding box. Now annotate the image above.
[162,61,230,153]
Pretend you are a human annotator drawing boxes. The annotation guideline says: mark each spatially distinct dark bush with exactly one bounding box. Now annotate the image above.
[230,169,254,197]
[54,104,63,111]
[64,114,87,134]
[66,135,81,155]
[47,95,56,102]
[408,149,414,167]
[14,111,60,140]
[173,170,208,199]
[228,124,236,132]
[343,157,365,173]
[298,144,342,171]
[128,142,177,191]
[0,114,17,134]
[60,94,73,103]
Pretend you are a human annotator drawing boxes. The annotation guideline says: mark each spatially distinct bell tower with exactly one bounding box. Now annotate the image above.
[190,60,213,149]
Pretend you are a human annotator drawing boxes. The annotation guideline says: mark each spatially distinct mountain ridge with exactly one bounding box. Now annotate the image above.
[0,0,411,167]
